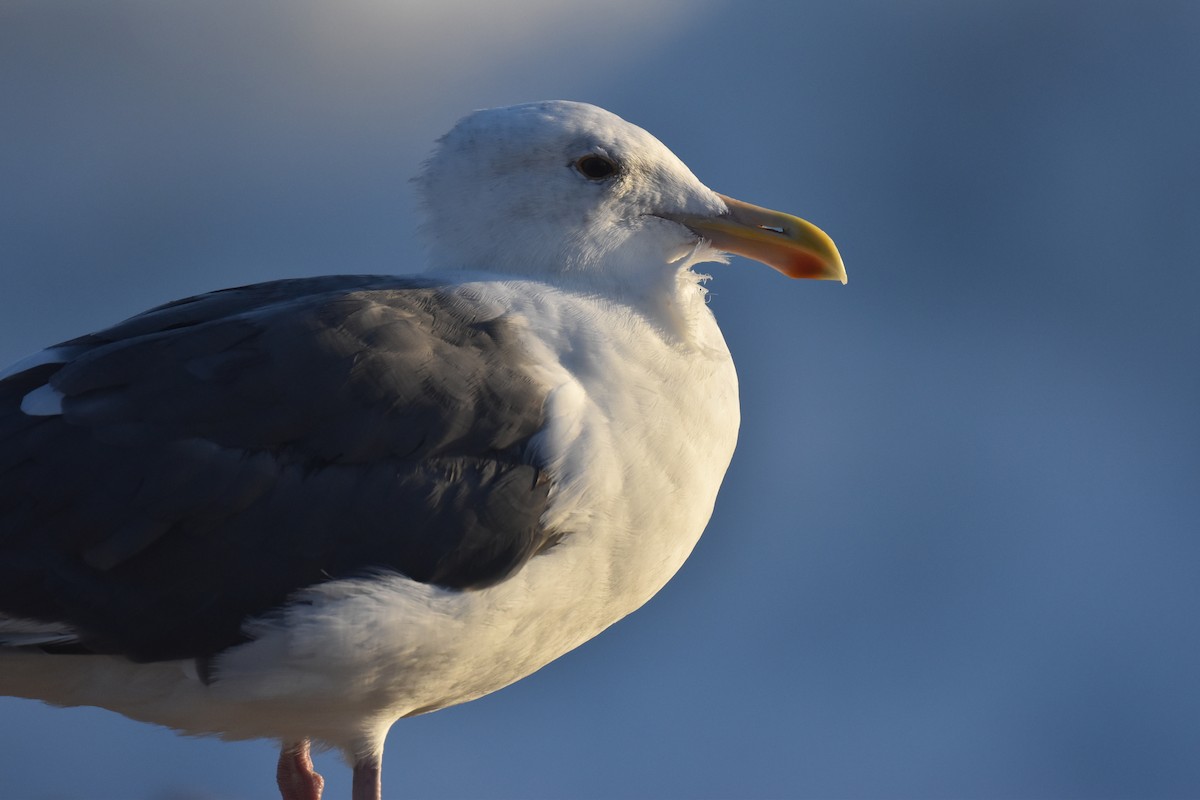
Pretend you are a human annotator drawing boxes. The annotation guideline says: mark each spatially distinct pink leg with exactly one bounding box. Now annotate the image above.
[352,756,382,800]
[277,740,325,800]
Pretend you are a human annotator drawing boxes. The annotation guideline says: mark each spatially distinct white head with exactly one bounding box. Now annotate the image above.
[417,101,846,293]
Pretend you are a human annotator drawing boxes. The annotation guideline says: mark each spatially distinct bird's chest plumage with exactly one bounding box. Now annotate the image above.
[527,293,741,611]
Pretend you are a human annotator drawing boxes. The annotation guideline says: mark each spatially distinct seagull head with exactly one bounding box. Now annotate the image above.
[418,100,845,290]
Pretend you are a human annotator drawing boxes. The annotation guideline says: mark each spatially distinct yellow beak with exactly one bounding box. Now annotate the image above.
[666,194,846,284]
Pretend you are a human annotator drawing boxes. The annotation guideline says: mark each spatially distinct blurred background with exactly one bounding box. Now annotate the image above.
[2,1,1198,797]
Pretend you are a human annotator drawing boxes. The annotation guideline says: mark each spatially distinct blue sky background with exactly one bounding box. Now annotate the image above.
[2,1,1198,798]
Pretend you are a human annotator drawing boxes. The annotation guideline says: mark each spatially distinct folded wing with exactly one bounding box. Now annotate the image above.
[0,276,557,662]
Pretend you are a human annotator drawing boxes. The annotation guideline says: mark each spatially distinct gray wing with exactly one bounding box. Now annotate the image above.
[0,275,557,662]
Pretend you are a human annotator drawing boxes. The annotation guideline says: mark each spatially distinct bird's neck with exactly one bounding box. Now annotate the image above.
[426,251,723,349]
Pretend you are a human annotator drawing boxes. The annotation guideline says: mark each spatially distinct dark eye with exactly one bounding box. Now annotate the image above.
[575,154,618,180]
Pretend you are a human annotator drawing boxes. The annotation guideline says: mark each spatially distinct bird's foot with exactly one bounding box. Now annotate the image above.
[277,739,325,800]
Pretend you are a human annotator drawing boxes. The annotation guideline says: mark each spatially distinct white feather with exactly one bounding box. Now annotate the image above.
[19,383,64,416]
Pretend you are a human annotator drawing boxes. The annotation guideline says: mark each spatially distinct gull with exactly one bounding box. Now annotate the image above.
[0,100,845,800]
